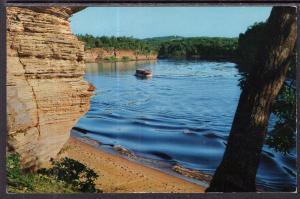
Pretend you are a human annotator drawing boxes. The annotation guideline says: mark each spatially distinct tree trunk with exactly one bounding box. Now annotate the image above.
[206,7,297,192]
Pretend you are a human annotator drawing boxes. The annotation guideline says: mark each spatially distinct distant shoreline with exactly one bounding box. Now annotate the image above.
[84,48,158,63]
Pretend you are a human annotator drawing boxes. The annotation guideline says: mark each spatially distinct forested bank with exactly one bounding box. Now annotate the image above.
[77,35,238,61]
[157,37,238,60]
[77,35,156,55]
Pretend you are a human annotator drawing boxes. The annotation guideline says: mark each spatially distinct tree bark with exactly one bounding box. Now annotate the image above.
[206,7,297,192]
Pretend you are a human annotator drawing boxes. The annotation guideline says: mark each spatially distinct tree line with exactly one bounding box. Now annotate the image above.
[157,37,238,60]
[77,34,155,55]
[77,34,238,60]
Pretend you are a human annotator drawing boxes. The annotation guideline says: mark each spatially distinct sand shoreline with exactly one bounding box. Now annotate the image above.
[59,136,205,193]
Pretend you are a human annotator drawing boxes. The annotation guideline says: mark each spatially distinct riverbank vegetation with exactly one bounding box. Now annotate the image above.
[7,153,101,193]
[77,34,238,60]
[157,37,238,60]
[77,34,156,55]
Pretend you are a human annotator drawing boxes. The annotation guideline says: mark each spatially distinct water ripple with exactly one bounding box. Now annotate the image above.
[76,60,296,192]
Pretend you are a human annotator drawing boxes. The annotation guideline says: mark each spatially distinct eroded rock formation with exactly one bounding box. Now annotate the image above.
[84,48,158,63]
[7,7,93,169]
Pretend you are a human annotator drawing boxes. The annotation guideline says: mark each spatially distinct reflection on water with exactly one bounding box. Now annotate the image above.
[86,60,157,75]
[75,59,296,192]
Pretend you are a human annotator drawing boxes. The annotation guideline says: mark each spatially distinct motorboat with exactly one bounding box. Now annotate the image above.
[134,69,152,78]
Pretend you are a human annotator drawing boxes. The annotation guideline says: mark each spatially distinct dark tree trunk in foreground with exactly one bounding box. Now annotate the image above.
[206,7,297,192]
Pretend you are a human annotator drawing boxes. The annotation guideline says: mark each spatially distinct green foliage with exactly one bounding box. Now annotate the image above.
[7,153,74,193]
[77,34,156,54]
[237,22,267,70]
[7,153,101,193]
[121,56,130,61]
[142,35,185,50]
[237,22,296,154]
[143,35,184,42]
[77,34,238,60]
[266,78,296,154]
[237,22,267,88]
[103,56,118,62]
[157,37,238,60]
[38,157,101,193]
[7,153,35,192]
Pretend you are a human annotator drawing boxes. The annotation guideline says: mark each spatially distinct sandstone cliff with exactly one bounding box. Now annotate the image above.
[7,7,93,169]
[84,48,158,63]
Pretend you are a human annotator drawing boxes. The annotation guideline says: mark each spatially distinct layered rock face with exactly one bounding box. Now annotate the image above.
[85,48,158,63]
[7,7,93,169]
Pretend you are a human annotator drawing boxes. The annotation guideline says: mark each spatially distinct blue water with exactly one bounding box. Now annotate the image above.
[74,59,296,192]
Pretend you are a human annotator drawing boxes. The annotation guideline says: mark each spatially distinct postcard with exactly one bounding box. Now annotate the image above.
[5,5,297,194]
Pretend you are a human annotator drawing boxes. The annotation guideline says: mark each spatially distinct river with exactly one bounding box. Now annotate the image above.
[73,59,296,192]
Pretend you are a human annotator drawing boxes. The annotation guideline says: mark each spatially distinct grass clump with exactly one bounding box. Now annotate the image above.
[121,56,131,62]
[7,153,101,193]
[104,56,118,62]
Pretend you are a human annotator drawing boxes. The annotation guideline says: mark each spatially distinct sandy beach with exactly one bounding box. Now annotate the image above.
[59,137,205,193]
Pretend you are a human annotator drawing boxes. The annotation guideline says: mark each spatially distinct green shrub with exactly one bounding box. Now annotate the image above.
[104,56,118,62]
[7,153,75,193]
[38,157,101,193]
[121,56,130,61]
[7,153,35,192]
[7,153,101,193]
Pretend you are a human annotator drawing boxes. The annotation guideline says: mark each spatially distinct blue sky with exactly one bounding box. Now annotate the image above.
[70,7,272,38]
